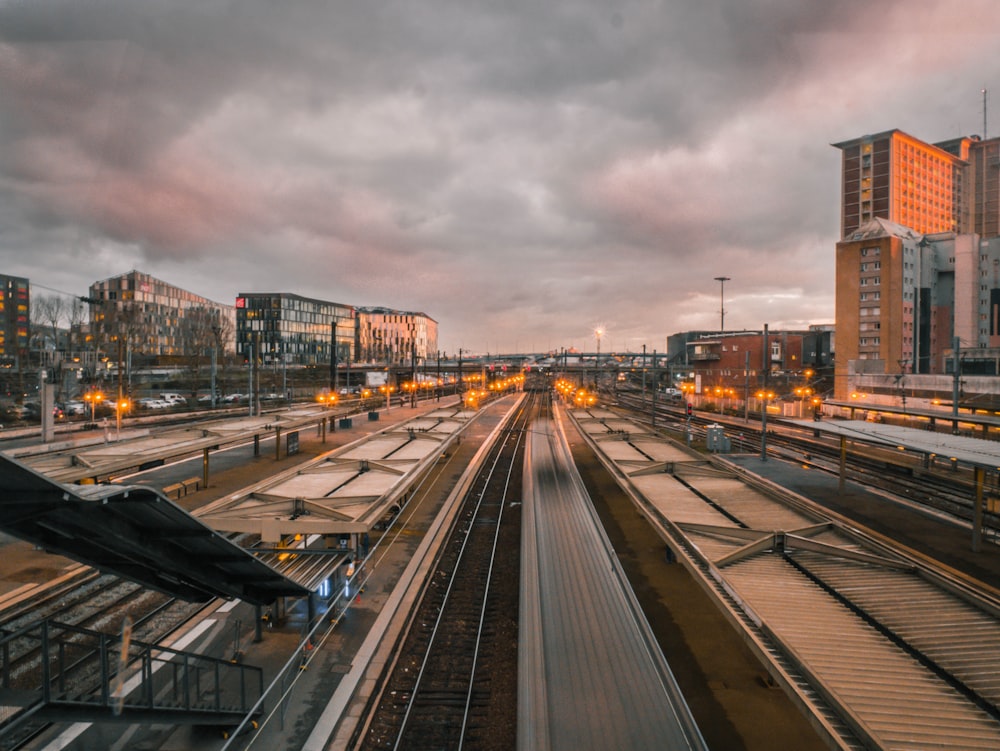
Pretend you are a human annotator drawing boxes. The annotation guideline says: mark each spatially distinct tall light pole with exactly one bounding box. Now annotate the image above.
[714,277,731,332]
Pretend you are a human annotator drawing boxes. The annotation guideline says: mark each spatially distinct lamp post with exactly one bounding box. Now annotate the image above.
[714,277,731,332]
[115,397,129,440]
[896,359,909,416]
[83,390,102,424]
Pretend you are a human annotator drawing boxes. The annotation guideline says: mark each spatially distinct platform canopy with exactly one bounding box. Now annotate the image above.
[0,455,310,605]
[788,419,1000,471]
[198,407,474,541]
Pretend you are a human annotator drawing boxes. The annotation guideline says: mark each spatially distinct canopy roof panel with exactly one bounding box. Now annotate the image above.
[0,455,310,605]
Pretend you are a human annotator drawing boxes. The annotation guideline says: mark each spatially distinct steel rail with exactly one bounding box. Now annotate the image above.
[392,395,531,749]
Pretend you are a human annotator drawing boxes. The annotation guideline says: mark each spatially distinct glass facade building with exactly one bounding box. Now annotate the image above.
[235,293,355,366]
[356,307,438,365]
[89,271,234,358]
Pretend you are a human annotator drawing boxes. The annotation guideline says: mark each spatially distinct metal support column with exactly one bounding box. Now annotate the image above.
[651,349,657,428]
[973,466,985,553]
[838,435,847,492]
[760,324,769,462]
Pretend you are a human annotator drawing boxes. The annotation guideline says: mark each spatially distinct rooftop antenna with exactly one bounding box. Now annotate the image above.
[983,88,988,139]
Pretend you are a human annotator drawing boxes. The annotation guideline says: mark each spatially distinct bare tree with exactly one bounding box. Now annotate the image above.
[92,300,142,396]
[31,294,66,359]
[67,297,87,360]
[179,307,231,395]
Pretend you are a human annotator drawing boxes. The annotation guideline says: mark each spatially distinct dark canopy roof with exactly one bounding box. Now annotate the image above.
[0,455,309,605]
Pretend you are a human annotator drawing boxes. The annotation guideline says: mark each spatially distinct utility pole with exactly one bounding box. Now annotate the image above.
[760,324,769,461]
[651,349,658,428]
[641,344,647,408]
[210,325,220,409]
[117,336,124,438]
[411,341,417,407]
[248,338,254,417]
[952,336,961,435]
[714,276,731,332]
[743,350,750,423]
[330,320,338,394]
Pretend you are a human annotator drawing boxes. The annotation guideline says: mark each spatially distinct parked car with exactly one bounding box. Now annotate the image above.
[221,393,245,403]
[22,402,63,420]
[137,397,170,410]
[62,401,86,416]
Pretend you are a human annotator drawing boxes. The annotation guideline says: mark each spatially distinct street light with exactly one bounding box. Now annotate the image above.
[714,277,731,332]
[83,390,103,423]
[115,398,129,439]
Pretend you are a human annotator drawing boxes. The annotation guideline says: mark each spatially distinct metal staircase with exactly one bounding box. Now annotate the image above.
[0,619,262,748]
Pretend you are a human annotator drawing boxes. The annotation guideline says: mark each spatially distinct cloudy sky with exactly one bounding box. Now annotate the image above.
[1,1,997,355]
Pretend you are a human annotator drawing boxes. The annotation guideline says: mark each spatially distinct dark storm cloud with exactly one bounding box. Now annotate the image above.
[1,0,998,351]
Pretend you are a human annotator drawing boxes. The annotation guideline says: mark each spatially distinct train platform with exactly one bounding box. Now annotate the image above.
[722,453,1000,591]
[0,398,461,604]
[10,395,501,750]
[561,411,830,751]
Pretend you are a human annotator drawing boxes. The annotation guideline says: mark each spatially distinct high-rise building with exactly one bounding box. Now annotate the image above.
[832,130,971,240]
[834,129,1000,241]
[0,274,29,368]
[834,217,1000,397]
[833,130,1000,399]
[968,137,1000,238]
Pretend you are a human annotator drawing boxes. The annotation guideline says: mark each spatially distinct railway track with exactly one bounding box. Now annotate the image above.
[353,393,538,750]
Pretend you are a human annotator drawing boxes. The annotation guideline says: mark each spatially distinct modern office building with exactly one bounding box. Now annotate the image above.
[234,293,355,367]
[0,274,29,368]
[88,271,235,361]
[973,137,1000,238]
[833,129,970,240]
[833,130,1000,400]
[834,129,1000,241]
[355,307,438,365]
[834,217,1000,397]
